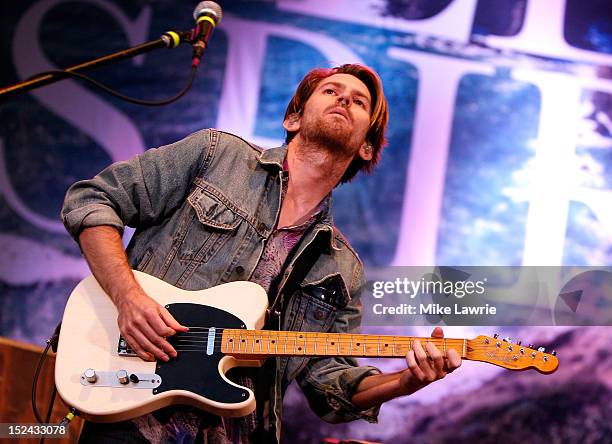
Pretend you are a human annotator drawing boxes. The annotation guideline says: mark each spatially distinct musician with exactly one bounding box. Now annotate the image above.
[62,64,461,443]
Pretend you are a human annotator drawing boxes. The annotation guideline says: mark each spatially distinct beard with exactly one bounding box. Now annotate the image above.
[298,112,359,157]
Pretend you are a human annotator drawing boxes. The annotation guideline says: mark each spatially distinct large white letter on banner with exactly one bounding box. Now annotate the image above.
[511,70,612,265]
[6,0,150,233]
[387,48,493,265]
[485,0,612,66]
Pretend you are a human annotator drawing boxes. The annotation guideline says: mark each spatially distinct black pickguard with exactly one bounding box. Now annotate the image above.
[153,303,248,404]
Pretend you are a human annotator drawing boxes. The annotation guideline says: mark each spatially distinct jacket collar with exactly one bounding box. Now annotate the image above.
[258,145,339,251]
[257,145,287,170]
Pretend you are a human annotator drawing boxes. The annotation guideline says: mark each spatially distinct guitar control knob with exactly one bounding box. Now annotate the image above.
[116,369,129,385]
[84,368,97,383]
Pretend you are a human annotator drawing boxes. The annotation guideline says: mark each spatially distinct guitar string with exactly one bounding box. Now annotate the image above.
[122,335,467,354]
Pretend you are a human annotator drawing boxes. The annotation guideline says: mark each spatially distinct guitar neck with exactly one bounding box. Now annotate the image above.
[220,329,466,359]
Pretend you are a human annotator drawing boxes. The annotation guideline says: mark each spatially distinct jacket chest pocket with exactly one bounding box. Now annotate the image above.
[178,185,242,267]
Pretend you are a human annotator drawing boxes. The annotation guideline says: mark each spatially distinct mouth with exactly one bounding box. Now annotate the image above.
[328,107,350,121]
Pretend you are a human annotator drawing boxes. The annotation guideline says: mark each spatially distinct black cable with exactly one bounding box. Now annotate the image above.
[44,385,57,423]
[31,340,52,424]
[38,385,57,444]
[26,66,198,106]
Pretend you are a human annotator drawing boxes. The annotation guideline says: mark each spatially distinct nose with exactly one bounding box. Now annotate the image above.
[337,92,350,107]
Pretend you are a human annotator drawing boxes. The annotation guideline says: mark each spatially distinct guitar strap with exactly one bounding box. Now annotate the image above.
[254,223,326,442]
[264,221,324,330]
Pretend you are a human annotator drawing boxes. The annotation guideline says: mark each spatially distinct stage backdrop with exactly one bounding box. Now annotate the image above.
[1,1,611,442]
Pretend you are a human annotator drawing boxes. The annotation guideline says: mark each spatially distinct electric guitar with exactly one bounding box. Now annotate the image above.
[54,271,559,423]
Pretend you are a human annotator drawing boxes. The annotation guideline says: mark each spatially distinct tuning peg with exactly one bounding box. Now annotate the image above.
[503,337,512,343]
[517,340,522,346]
[537,346,546,352]
[493,333,499,339]
[551,350,557,356]
[528,344,534,349]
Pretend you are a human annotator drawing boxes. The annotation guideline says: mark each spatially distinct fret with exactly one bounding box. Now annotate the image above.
[392,336,396,357]
[284,331,288,355]
[378,335,392,357]
[350,335,354,356]
[313,333,318,355]
[395,338,407,356]
[293,332,298,354]
[264,331,270,354]
[443,337,446,357]
[274,333,278,355]
[325,334,329,355]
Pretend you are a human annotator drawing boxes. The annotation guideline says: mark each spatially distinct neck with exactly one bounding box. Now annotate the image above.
[278,138,351,227]
[220,329,467,359]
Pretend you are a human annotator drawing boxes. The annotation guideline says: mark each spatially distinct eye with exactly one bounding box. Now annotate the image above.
[323,88,336,95]
[354,98,365,107]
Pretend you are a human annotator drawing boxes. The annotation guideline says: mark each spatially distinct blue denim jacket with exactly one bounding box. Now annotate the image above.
[61,129,381,443]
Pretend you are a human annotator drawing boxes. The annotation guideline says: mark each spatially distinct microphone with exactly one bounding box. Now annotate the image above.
[191,1,223,68]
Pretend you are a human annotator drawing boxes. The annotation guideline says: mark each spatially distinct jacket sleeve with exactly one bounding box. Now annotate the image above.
[61,129,212,241]
[295,263,382,424]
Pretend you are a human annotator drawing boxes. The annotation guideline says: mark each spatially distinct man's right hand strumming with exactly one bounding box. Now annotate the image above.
[78,225,188,362]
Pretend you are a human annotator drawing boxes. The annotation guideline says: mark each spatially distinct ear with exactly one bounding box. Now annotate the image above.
[283,113,301,132]
[358,142,373,161]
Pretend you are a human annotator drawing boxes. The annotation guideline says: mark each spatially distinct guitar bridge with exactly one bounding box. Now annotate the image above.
[118,336,138,357]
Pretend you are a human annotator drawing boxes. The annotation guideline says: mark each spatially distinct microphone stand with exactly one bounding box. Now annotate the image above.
[0,30,192,100]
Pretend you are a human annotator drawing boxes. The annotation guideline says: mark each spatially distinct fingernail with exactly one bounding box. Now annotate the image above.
[162,354,169,362]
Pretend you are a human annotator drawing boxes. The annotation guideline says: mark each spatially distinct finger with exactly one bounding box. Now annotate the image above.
[426,341,445,375]
[147,310,178,338]
[446,349,462,371]
[412,339,429,366]
[140,322,177,359]
[431,326,444,338]
[405,350,426,381]
[160,308,189,333]
[123,333,155,362]
[131,327,170,362]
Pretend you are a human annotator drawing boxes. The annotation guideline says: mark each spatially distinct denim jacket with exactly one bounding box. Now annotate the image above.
[61,129,381,443]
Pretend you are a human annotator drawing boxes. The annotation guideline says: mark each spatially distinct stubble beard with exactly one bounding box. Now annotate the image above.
[298,113,358,158]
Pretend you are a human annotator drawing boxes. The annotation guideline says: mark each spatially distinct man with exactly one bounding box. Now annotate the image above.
[62,64,461,443]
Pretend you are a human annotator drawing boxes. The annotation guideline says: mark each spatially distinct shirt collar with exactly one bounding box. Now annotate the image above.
[259,145,338,249]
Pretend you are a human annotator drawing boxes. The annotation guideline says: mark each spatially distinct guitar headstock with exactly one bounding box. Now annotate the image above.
[466,335,559,374]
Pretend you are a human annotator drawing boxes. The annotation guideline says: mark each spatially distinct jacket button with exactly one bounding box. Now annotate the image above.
[235,265,245,275]
[257,222,267,232]
[314,310,325,320]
